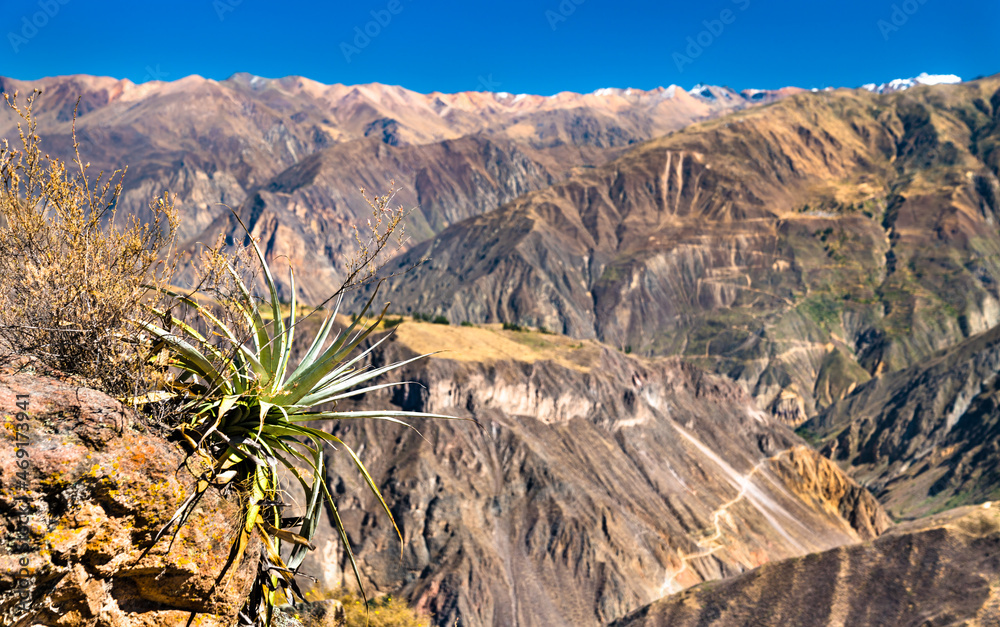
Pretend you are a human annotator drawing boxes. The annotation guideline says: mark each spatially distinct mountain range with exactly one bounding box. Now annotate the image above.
[0,73,786,243]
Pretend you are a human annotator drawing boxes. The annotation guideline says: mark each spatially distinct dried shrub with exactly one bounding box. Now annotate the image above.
[338,591,428,627]
[343,185,409,296]
[0,90,179,399]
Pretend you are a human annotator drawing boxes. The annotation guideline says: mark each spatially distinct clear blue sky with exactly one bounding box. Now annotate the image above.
[1,0,997,94]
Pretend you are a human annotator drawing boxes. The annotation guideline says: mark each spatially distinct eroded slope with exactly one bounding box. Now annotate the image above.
[802,323,1000,519]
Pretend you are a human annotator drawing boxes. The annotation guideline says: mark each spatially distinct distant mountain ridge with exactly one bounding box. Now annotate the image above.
[0,71,954,260]
[0,72,793,286]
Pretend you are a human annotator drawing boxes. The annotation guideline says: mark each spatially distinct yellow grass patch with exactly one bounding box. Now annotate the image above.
[338,316,602,372]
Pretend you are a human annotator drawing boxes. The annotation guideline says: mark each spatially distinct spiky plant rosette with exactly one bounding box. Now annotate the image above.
[132,232,458,626]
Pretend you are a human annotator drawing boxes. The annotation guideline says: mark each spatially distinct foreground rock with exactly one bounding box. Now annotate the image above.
[0,369,255,627]
[299,322,889,627]
[612,503,1000,626]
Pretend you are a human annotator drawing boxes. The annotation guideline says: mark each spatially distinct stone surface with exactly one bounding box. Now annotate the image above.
[611,504,1000,627]
[0,369,256,627]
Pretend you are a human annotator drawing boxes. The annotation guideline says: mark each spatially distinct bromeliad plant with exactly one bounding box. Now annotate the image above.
[134,230,454,626]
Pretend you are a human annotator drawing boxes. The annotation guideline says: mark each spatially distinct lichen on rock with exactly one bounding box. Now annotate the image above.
[0,370,258,627]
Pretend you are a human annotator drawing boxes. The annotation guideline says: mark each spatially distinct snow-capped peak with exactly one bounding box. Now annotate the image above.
[914,72,962,86]
[689,84,715,99]
[861,72,962,94]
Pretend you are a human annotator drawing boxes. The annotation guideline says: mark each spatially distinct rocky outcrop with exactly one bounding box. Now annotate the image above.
[295,323,888,627]
[802,322,1000,519]
[764,446,891,539]
[611,503,1000,627]
[0,370,256,627]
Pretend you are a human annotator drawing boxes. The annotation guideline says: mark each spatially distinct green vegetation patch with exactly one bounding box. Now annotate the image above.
[798,293,843,331]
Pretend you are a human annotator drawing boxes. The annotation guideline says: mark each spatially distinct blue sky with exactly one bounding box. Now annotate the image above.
[1,0,997,94]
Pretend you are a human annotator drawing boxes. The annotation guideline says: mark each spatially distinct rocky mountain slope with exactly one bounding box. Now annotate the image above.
[801,322,1000,519]
[355,75,1000,422]
[612,503,1000,627]
[292,321,887,627]
[188,133,561,303]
